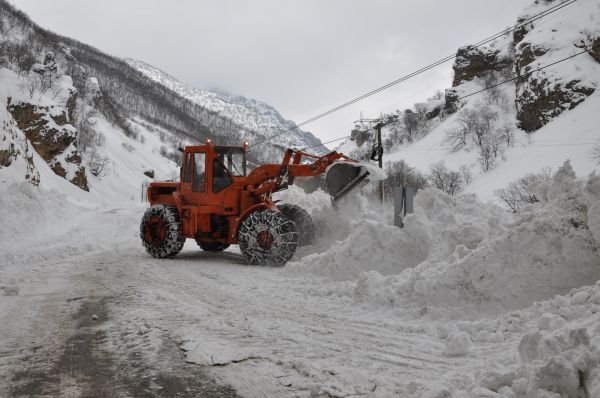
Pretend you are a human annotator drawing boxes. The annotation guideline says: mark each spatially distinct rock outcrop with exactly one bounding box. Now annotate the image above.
[587,34,600,64]
[516,77,595,132]
[451,45,512,87]
[444,89,461,115]
[511,0,599,132]
[448,0,600,133]
[0,107,39,186]
[7,88,89,191]
[514,43,596,132]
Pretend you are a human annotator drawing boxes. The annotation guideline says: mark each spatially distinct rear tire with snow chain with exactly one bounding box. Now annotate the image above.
[277,203,315,246]
[238,209,298,266]
[196,240,230,252]
[140,205,185,258]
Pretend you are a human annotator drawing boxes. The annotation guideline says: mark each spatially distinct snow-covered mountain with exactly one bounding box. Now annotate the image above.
[126,59,324,154]
[0,0,328,200]
[339,0,600,202]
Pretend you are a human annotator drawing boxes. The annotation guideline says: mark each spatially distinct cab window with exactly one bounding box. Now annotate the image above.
[212,159,233,193]
[192,152,206,192]
[182,153,192,183]
[215,147,246,176]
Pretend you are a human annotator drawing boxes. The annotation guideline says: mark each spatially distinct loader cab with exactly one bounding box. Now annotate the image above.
[181,145,247,189]
[179,143,247,206]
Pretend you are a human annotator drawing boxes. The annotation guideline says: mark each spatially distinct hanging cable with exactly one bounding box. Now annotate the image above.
[300,46,593,151]
[253,0,579,148]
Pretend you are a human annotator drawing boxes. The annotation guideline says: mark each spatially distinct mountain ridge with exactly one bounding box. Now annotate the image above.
[125,58,325,153]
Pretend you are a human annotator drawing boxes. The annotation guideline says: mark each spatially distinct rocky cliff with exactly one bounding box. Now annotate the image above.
[449,0,600,132]
[0,105,39,186]
[7,75,88,191]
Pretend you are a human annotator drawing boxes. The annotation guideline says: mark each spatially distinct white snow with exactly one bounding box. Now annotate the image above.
[2,0,600,396]
[288,162,600,320]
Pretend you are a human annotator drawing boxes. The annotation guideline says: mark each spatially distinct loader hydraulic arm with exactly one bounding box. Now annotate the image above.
[245,149,357,196]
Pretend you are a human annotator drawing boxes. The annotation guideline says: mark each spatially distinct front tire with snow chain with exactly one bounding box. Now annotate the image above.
[238,209,298,266]
[277,203,315,246]
[140,205,185,258]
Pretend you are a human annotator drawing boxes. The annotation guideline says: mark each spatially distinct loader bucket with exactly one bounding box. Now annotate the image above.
[325,162,370,203]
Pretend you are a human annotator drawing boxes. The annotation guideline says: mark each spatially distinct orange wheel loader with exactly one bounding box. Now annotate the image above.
[140,140,369,266]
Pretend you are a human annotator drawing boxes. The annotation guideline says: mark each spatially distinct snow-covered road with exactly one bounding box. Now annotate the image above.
[3,168,600,397]
[0,204,519,397]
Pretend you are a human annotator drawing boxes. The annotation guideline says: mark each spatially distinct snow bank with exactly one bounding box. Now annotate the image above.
[287,162,600,318]
[467,281,600,397]
[0,182,68,245]
[274,185,390,258]
[286,183,505,282]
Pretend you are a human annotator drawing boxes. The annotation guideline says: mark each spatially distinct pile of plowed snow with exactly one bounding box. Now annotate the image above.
[461,281,600,397]
[285,161,600,318]
[274,185,390,257]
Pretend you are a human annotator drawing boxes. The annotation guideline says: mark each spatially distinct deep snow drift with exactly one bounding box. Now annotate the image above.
[276,163,600,396]
[287,161,600,319]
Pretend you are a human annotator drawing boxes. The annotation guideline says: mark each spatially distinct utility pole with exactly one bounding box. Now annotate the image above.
[352,114,397,203]
[375,122,384,203]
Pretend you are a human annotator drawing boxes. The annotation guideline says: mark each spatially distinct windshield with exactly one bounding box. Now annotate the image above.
[215,147,246,176]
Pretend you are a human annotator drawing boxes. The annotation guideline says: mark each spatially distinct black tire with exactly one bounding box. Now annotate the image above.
[238,209,298,266]
[277,203,315,246]
[140,205,185,258]
[196,240,230,252]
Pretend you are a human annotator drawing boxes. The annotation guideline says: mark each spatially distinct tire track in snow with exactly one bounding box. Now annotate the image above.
[127,249,518,396]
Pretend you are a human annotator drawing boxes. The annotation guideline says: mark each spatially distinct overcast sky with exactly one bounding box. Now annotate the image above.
[9,0,527,144]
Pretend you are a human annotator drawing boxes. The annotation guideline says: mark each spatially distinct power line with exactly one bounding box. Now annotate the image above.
[253,0,579,148]
[300,46,593,151]
[379,0,586,115]
[388,142,600,151]
[298,0,576,126]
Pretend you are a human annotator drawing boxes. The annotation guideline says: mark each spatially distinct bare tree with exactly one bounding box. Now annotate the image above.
[494,186,522,213]
[483,72,503,105]
[459,165,473,184]
[88,146,111,177]
[446,127,469,150]
[473,104,498,148]
[428,161,462,196]
[477,142,498,172]
[76,107,103,153]
[19,72,53,98]
[401,109,419,143]
[494,169,552,213]
[16,51,36,76]
[383,160,428,198]
[455,108,479,140]
[497,122,515,147]
[19,73,38,99]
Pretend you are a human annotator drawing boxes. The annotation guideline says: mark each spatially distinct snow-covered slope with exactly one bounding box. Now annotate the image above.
[126,59,325,153]
[339,0,600,202]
